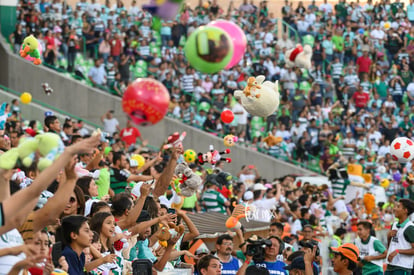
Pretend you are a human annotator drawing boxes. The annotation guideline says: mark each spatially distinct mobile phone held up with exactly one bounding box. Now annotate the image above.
[167,208,176,215]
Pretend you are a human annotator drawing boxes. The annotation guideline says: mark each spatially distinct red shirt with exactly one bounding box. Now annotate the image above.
[110,39,122,57]
[352,91,370,108]
[120,127,141,146]
[45,36,55,47]
[356,56,372,73]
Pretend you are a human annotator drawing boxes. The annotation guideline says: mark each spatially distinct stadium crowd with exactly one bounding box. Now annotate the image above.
[3,0,414,274]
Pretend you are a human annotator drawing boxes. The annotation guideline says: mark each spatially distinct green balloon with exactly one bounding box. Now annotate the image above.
[184,26,234,74]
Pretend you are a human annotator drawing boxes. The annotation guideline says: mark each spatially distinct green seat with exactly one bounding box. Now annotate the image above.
[136,60,148,69]
[134,66,147,78]
[154,32,162,46]
[59,58,68,68]
[250,116,265,131]
[198,102,211,112]
[302,34,315,47]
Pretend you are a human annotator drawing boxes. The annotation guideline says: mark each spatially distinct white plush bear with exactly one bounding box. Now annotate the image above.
[234,75,280,118]
[285,44,313,70]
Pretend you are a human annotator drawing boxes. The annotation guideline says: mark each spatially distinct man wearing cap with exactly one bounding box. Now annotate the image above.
[251,183,281,223]
[385,199,414,274]
[331,243,360,275]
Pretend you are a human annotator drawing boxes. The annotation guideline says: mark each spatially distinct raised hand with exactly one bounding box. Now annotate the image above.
[66,134,101,156]
[140,182,152,198]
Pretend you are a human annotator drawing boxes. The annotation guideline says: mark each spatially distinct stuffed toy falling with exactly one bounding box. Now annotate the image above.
[285,44,313,70]
[363,192,376,215]
[234,75,280,118]
[225,202,255,231]
[223,135,238,147]
[198,145,231,166]
[163,131,186,150]
[263,132,283,148]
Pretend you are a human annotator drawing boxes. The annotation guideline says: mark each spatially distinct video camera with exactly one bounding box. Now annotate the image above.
[246,236,272,263]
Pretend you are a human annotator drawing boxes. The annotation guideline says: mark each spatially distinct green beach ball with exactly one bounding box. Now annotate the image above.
[184,26,233,74]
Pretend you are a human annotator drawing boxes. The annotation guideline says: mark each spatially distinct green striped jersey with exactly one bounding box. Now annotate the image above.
[110,168,130,194]
[201,189,227,213]
[331,63,343,79]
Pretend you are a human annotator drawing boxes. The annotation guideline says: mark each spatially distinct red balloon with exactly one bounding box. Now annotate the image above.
[122,78,170,126]
[221,110,234,124]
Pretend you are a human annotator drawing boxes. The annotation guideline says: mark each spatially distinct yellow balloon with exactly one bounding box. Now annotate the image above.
[20,92,32,104]
[131,154,145,168]
[380,179,390,188]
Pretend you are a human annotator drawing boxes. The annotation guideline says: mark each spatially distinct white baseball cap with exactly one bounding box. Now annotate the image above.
[253,183,267,191]
[243,191,254,201]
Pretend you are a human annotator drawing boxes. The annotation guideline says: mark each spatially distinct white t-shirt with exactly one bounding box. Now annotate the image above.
[232,103,248,125]
[239,174,255,188]
[251,198,278,223]
[291,219,302,235]
[0,229,25,275]
[103,118,119,135]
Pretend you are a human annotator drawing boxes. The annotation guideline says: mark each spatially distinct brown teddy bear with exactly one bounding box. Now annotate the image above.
[263,133,282,147]
[157,222,185,247]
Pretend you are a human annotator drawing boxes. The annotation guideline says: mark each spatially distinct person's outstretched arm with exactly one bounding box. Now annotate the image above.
[0,135,100,235]
[153,147,181,197]
[31,156,79,233]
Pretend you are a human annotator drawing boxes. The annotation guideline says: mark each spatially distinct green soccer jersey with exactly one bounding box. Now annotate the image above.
[201,189,227,213]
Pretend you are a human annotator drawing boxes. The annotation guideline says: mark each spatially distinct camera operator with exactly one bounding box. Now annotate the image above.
[257,236,287,273]
[238,236,287,275]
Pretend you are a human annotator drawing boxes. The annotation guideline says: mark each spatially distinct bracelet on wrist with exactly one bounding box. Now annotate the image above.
[395,249,399,254]
[244,260,250,265]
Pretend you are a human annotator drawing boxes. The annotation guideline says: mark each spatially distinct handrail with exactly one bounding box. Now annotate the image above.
[281,20,299,44]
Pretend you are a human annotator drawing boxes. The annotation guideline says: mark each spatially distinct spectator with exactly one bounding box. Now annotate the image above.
[88,58,107,86]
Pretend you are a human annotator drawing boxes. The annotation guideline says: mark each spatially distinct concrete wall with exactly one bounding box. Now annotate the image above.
[0,89,96,132]
[0,35,314,179]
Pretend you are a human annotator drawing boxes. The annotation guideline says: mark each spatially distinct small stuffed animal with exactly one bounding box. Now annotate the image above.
[216,171,233,188]
[225,202,255,231]
[198,145,231,166]
[262,133,282,148]
[174,162,202,197]
[363,192,376,215]
[0,133,64,171]
[223,135,238,147]
[285,44,313,70]
[163,131,186,150]
[20,35,42,65]
[157,222,185,246]
[170,177,185,209]
[42,83,53,95]
[36,133,65,171]
[243,77,261,98]
[234,75,280,118]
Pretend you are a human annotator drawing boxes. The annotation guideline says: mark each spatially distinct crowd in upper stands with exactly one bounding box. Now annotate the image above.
[4,0,414,273]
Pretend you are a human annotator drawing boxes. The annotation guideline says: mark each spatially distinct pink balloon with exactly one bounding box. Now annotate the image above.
[20,43,43,62]
[208,20,247,69]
